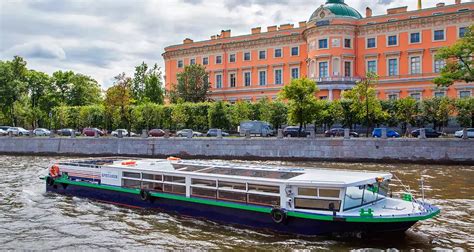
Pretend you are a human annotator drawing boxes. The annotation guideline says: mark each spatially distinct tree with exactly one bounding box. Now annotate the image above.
[208,101,230,130]
[68,74,102,106]
[395,97,419,135]
[455,97,474,128]
[132,62,164,104]
[0,56,28,126]
[434,25,474,86]
[170,64,210,103]
[336,99,358,129]
[343,72,384,137]
[421,98,455,131]
[268,101,288,130]
[105,73,133,130]
[229,101,252,130]
[279,78,318,134]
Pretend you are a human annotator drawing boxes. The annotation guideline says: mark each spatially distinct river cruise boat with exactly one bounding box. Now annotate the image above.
[44,157,439,236]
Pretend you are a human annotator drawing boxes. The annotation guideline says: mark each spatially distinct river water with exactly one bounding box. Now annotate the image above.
[0,156,472,251]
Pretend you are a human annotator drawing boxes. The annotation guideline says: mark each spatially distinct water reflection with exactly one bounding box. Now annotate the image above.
[0,156,472,250]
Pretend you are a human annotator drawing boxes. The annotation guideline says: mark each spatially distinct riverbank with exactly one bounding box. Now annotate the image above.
[0,137,472,164]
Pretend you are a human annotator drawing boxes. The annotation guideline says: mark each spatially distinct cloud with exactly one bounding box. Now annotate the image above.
[3,41,66,60]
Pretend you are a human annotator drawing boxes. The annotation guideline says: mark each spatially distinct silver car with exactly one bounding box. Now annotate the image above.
[7,127,30,136]
[454,128,474,138]
[33,128,51,136]
[176,129,203,137]
[0,129,7,136]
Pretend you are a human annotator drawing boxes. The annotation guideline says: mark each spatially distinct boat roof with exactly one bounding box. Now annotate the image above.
[60,158,393,187]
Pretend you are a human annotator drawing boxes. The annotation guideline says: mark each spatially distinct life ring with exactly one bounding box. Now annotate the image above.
[49,165,60,178]
[167,156,181,161]
[140,189,151,201]
[271,208,287,224]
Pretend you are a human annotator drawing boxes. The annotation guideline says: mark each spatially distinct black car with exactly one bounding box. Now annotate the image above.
[411,128,442,138]
[283,126,311,137]
[57,128,78,136]
[325,128,359,137]
[206,128,229,137]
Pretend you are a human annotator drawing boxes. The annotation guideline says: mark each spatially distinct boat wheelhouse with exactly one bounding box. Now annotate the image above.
[44,158,439,236]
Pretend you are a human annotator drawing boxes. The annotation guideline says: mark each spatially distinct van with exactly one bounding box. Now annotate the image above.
[239,121,274,137]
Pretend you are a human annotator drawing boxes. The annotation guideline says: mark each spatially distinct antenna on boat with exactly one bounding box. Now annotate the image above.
[420,177,425,203]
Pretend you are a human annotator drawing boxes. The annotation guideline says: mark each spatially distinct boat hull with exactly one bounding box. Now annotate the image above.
[45,182,418,236]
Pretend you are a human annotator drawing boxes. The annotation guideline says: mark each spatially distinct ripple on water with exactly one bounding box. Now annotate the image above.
[0,156,472,250]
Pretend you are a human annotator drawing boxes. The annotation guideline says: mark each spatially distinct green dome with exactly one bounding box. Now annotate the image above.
[309,0,362,22]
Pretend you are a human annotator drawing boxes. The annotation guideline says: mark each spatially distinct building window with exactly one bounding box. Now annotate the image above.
[367,60,377,74]
[216,55,222,64]
[291,67,299,79]
[274,69,282,84]
[259,70,266,86]
[367,38,376,48]
[434,59,446,73]
[244,72,251,86]
[388,94,399,100]
[410,32,421,43]
[319,62,328,78]
[215,74,222,89]
[190,58,196,65]
[388,58,398,76]
[459,27,468,38]
[344,62,351,77]
[202,57,209,65]
[318,39,328,49]
[177,60,183,68]
[274,48,282,58]
[291,46,299,56]
[229,54,236,63]
[344,38,351,48]
[410,92,422,101]
[459,90,471,98]
[387,35,398,46]
[410,56,421,74]
[434,30,445,41]
[434,91,445,98]
[229,73,236,88]
[259,50,266,60]
[244,52,251,61]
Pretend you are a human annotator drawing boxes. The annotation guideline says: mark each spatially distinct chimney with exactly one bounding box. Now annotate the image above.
[455,0,461,4]
[436,2,445,7]
[387,6,408,14]
[366,7,373,17]
[220,30,231,38]
[251,27,261,34]
[267,25,277,32]
[279,24,294,30]
[299,21,307,28]
[183,38,193,44]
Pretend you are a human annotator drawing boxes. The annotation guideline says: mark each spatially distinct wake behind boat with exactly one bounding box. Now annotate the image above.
[43,157,439,236]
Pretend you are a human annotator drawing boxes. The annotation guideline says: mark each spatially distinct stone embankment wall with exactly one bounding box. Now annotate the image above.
[0,137,472,164]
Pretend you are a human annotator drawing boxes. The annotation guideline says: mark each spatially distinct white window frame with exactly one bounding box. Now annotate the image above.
[215,73,223,89]
[318,61,329,78]
[387,57,399,76]
[387,93,399,100]
[409,55,422,75]
[458,26,468,38]
[410,92,422,101]
[433,59,446,73]
[291,46,300,56]
[318,38,329,49]
[343,61,353,77]
[190,58,196,65]
[243,71,252,87]
[259,50,266,60]
[459,90,472,98]
[274,68,283,85]
[433,91,446,98]
[228,72,236,88]
[243,51,251,61]
[274,48,283,58]
[409,31,422,44]
[366,37,377,49]
[177,59,184,68]
[366,59,378,74]
[386,34,399,47]
[290,67,299,80]
[229,53,236,63]
[258,70,267,86]
[343,38,352,49]
[202,57,209,65]
[432,28,446,42]
[215,55,223,64]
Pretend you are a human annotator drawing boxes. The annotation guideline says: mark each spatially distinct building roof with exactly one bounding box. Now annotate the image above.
[309,0,363,22]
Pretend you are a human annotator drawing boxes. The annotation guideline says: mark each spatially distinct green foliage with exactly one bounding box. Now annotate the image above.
[455,97,474,128]
[105,73,133,129]
[131,102,163,131]
[394,97,419,135]
[421,97,455,130]
[434,25,474,86]
[170,64,210,103]
[268,101,288,129]
[208,101,230,130]
[229,101,252,130]
[279,78,318,131]
[132,62,164,104]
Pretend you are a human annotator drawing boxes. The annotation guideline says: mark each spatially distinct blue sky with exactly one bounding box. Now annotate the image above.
[0,0,445,88]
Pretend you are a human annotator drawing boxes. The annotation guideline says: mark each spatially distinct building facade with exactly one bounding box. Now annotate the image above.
[163,0,474,102]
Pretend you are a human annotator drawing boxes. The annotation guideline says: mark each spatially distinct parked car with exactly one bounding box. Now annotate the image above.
[283,126,311,137]
[324,128,359,137]
[149,129,165,137]
[33,128,51,136]
[411,128,442,138]
[176,129,203,137]
[239,121,274,137]
[111,129,137,137]
[372,128,400,138]
[0,129,7,136]
[454,128,474,138]
[0,126,11,131]
[82,128,105,137]
[7,127,30,136]
[57,128,78,136]
[206,128,229,137]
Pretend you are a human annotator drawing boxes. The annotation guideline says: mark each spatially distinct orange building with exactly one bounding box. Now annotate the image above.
[163,0,474,102]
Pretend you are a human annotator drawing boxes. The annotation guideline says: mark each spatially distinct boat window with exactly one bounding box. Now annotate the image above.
[142,173,162,181]
[191,187,217,199]
[294,198,341,211]
[191,179,216,187]
[141,181,163,191]
[344,186,364,210]
[122,179,141,188]
[164,184,186,194]
[123,171,140,179]
[217,191,247,202]
[344,181,389,210]
[248,184,280,194]
[197,167,302,180]
[319,189,340,198]
[248,194,280,206]
[363,184,379,204]
[218,181,246,191]
[297,187,318,196]
[164,176,185,184]
[178,165,209,172]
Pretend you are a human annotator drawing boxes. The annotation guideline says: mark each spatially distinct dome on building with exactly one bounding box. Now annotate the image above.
[309,0,363,22]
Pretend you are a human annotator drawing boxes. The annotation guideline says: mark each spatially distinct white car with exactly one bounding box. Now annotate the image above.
[454,128,474,138]
[111,129,138,137]
[33,128,51,136]
[0,129,7,136]
[7,127,30,136]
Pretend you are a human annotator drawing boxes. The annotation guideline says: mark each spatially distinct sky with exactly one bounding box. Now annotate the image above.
[0,0,447,88]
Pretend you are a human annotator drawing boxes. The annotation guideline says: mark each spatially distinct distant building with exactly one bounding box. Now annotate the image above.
[163,0,474,102]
